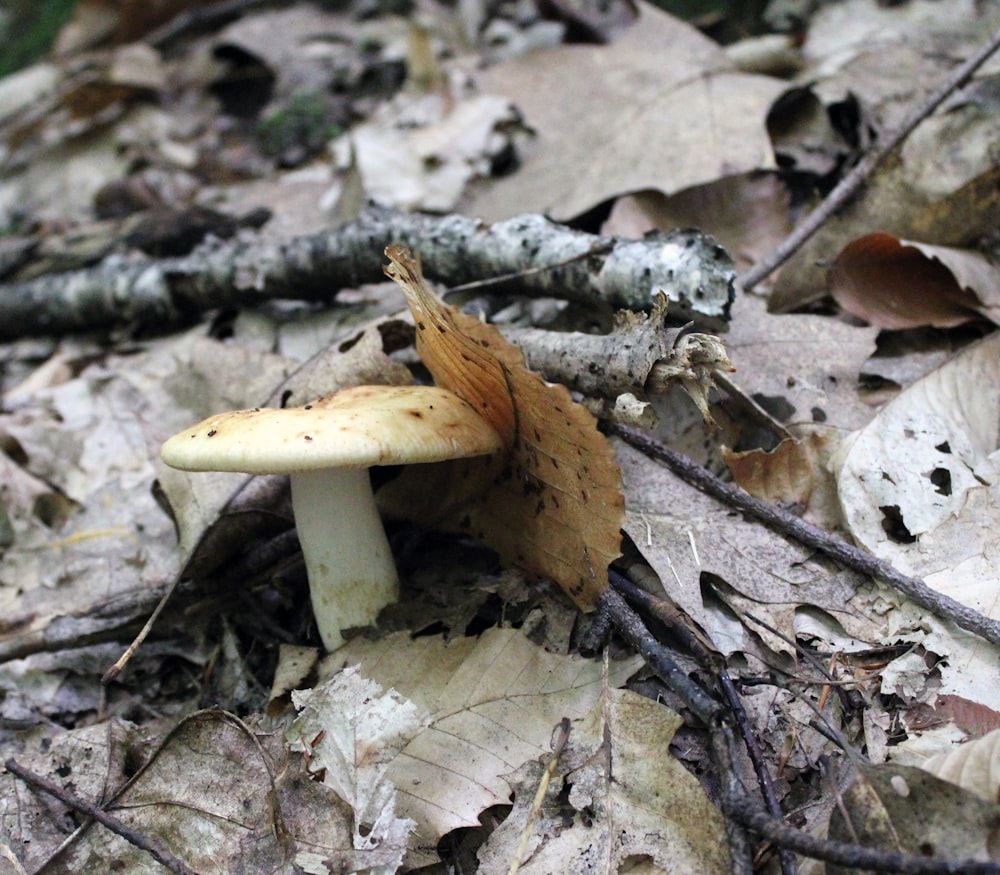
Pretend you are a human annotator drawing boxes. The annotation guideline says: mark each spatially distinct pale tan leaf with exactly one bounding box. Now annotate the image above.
[465,1,783,221]
[287,667,420,868]
[833,332,1000,709]
[384,245,624,610]
[318,627,643,864]
[921,729,1000,804]
[478,688,731,874]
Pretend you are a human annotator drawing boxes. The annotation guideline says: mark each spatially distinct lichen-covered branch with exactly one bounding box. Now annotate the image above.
[0,208,734,340]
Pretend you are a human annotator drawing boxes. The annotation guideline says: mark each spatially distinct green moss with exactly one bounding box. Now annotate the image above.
[0,0,77,78]
[256,91,344,165]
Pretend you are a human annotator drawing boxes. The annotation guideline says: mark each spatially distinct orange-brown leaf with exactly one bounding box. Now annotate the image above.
[384,245,624,609]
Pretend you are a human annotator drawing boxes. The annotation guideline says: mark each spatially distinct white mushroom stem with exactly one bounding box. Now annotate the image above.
[290,467,399,651]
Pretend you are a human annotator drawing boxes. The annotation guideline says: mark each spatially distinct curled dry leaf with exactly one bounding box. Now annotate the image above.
[828,232,998,329]
[383,245,624,609]
[723,431,842,529]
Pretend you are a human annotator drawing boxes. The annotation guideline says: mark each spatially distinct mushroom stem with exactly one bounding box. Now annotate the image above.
[289,467,399,650]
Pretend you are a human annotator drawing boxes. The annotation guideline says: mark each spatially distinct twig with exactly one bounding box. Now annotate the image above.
[4,758,200,875]
[599,587,721,726]
[727,795,1000,874]
[607,568,722,668]
[739,23,1000,291]
[611,423,1000,649]
[0,210,733,340]
[717,671,798,875]
[609,571,795,874]
[102,577,182,684]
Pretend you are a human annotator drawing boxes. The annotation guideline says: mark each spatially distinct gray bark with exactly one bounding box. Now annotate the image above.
[0,208,734,339]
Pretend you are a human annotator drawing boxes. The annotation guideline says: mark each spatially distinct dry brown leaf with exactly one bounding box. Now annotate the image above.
[829,232,994,329]
[464,1,783,222]
[384,245,624,609]
[723,432,842,529]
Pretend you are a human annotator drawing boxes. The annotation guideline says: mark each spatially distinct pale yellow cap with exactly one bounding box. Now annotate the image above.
[161,384,502,473]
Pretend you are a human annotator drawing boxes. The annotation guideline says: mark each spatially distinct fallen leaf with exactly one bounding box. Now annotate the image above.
[920,728,1000,804]
[829,232,998,329]
[319,627,643,866]
[833,332,1000,709]
[287,667,420,872]
[477,687,732,873]
[7,710,358,873]
[769,1,1000,309]
[827,762,1000,873]
[384,245,624,610]
[465,0,783,221]
[723,432,843,529]
[615,438,884,661]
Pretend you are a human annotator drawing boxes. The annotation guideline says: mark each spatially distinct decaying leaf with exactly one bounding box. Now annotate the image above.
[287,667,421,872]
[477,686,731,874]
[827,762,1000,873]
[6,710,357,873]
[723,431,842,529]
[833,332,1000,710]
[465,0,784,222]
[384,245,624,610]
[319,627,643,866]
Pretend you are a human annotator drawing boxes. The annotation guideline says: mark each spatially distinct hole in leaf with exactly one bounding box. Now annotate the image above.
[928,467,952,496]
[935,441,952,454]
[879,505,916,544]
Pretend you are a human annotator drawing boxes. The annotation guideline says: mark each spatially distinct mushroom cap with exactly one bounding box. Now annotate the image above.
[160,384,502,473]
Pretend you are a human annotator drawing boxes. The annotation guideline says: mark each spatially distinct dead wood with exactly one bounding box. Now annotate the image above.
[0,208,734,340]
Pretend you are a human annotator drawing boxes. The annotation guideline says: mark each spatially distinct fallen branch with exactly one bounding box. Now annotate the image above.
[0,209,734,340]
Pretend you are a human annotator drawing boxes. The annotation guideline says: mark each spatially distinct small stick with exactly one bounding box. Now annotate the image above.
[739,23,1000,291]
[4,758,199,875]
[717,671,798,875]
[611,423,1000,649]
[102,576,181,684]
[599,587,721,725]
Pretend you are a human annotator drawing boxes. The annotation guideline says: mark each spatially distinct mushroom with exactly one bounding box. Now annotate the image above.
[160,385,502,650]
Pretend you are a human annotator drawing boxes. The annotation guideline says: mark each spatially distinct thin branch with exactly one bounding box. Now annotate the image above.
[609,571,795,874]
[739,23,1000,291]
[717,671,798,875]
[4,758,200,875]
[508,717,572,875]
[102,577,182,684]
[610,423,1000,649]
[598,586,722,726]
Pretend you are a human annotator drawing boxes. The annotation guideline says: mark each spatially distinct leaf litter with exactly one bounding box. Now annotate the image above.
[2,0,1000,872]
